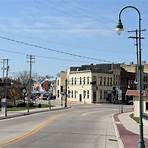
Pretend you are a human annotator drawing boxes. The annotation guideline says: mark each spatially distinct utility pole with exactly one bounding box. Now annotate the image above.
[1,59,8,83]
[1,59,9,117]
[64,79,67,108]
[5,59,9,117]
[2,59,5,83]
[128,29,145,88]
[27,55,35,113]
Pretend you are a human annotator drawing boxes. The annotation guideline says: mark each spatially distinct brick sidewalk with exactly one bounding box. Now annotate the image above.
[114,113,148,148]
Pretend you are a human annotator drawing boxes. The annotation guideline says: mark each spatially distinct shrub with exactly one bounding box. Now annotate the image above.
[16,102,26,107]
[130,113,139,123]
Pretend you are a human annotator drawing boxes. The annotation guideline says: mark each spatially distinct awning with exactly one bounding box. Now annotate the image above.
[126,90,148,97]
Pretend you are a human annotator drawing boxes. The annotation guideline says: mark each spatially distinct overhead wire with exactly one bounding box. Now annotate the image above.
[0,35,112,62]
[0,48,91,63]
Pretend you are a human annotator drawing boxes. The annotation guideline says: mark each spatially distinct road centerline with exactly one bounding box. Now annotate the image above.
[0,112,65,148]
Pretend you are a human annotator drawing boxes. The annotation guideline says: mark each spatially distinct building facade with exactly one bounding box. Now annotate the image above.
[56,71,67,102]
[56,64,121,104]
[67,70,92,103]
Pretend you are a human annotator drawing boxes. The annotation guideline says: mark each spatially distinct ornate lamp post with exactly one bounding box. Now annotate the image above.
[116,6,145,148]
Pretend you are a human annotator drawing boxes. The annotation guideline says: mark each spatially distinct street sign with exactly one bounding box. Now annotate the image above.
[116,88,122,101]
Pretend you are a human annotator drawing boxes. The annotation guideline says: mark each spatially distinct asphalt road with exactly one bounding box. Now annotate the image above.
[0,104,131,148]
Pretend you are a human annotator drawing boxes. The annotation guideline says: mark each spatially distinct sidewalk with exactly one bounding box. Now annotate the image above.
[113,112,148,148]
[0,105,67,120]
[0,99,82,120]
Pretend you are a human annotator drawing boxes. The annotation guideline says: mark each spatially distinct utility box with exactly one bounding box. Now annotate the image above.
[1,98,7,115]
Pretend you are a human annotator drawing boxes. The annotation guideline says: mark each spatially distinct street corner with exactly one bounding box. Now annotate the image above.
[112,112,148,148]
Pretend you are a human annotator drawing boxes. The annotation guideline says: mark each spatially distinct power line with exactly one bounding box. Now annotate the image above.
[0,35,111,62]
[0,48,92,63]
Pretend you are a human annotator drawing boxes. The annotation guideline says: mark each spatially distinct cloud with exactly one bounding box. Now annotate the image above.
[0,15,114,37]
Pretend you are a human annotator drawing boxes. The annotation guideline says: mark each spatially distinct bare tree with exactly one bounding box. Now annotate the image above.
[15,71,30,86]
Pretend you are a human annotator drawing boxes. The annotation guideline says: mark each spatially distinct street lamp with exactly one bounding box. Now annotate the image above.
[116,19,124,35]
[116,6,145,148]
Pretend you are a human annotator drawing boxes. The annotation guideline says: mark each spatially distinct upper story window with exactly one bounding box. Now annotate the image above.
[87,77,89,84]
[71,90,73,98]
[83,77,86,85]
[100,77,102,86]
[71,77,73,85]
[100,90,102,100]
[68,90,70,98]
[104,77,106,86]
[75,77,77,85]
[57,90,59,97]
[83,90,86,98]
[60,86,63,93]
[110,77,112,86]
[80,77,82,85]
[107,77,109,86]
[87,90,89,99]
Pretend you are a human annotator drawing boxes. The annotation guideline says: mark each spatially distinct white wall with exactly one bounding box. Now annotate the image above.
[67,70,92,104]
[133,98,139,117]
[134,97,148,117]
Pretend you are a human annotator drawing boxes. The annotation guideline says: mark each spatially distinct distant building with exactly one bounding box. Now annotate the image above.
[56,63,148,104]
[56,71,67,101]
[68,70,113,103]
[56,64,121,103]
[121,64,148,104]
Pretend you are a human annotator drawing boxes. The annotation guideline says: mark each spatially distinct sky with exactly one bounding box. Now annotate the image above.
[0,0,147,78]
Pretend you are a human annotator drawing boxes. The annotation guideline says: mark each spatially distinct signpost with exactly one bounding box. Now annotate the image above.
[116,88,123,113]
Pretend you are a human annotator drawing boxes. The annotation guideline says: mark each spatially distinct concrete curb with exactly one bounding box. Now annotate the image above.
[0,106,71,120]
[112,114,125,148]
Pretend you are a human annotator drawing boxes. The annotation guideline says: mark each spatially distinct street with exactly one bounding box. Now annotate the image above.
[0,104,131,148]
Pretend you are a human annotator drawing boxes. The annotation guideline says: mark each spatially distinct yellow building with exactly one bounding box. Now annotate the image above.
[56,71,67,101]
[56,64,121,104]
